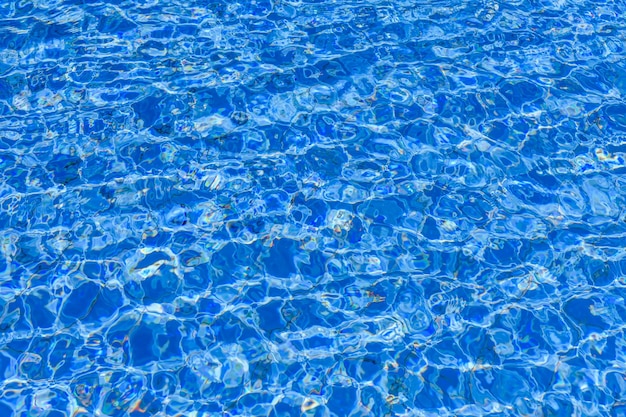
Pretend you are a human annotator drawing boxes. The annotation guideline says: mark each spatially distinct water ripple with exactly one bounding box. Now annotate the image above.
[1,0,626,415]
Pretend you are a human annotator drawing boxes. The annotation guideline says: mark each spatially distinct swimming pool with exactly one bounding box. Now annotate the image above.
[1,0,626,415]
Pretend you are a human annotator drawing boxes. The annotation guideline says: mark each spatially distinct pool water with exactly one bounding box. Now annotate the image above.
[1,0,626,416]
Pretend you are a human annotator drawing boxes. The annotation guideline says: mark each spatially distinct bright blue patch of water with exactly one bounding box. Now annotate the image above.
[1,0,626,416]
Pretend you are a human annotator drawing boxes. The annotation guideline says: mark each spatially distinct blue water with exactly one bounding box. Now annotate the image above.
[1,0,626,416]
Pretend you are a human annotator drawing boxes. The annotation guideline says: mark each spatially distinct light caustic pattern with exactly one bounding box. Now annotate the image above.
[1,0,626,416]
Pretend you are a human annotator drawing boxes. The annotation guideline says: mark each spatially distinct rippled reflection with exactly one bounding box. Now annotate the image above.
[1,0,626,415]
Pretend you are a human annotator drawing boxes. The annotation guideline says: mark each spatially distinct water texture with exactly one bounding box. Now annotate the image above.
[1,0,626,415]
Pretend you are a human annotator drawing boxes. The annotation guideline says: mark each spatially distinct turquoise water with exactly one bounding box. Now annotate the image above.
[1,0,626,416]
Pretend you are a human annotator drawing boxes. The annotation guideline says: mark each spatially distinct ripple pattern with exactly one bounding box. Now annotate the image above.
[1,0,626,416]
